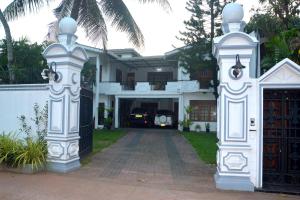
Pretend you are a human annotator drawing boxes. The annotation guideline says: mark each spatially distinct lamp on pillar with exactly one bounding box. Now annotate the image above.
[231,55,245,79]
[41,62,59,82]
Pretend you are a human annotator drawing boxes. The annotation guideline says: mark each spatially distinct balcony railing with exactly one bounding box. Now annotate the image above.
[98,80,207,95]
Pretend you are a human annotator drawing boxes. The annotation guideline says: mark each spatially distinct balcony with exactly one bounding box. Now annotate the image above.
[98,80,207,95]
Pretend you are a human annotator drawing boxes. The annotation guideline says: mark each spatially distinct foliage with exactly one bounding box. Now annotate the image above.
[0,38,48,84]
[261,28,300,70]
[15,138,47,170]
[183,132,217,164]
[205,122,210,129]
[0,9,14,83]
[0,133,23,167]
[245,0,300,71]
[104,117,113,129]
[0,103,49,170]
[258,0,300,29]
[179,106,193,129]
[0,133,47,170]
[18,103,48,141]
[179,118,193,128]
[195,124,202,132]
[177,0,234,99]
[81,61,96,89]
[245,12,283,39]
[4,0,171,48]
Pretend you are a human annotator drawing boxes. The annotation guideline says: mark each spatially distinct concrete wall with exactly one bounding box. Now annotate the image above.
[183,92,217,132]
[0,84,48,138]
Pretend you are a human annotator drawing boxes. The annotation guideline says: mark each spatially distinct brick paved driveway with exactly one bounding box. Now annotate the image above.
[0,128,298,200]
[70,128,215,192]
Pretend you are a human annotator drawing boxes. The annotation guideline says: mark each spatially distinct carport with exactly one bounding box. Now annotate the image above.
[114,95,181,129]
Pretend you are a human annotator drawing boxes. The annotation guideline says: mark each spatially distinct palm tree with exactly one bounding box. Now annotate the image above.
[0,9,14,83]
[4,0,171,48]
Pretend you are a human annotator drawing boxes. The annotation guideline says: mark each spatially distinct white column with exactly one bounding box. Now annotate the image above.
[95,55,100,129]
[178,96,184,130]
[213,3,259,191]
[114,97,119,128]
[43,17,88,173]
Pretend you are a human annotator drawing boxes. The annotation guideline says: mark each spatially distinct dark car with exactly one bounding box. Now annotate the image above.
[154,110,175,127]
[129,108,154,127]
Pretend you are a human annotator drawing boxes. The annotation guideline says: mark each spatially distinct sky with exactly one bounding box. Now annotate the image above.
[0,0,260,56]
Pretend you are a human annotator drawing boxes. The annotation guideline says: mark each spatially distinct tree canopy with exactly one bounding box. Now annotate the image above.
[0,38,48,84]
[246,0,300,70]
[3,0,171,48]
[177,0,232,99]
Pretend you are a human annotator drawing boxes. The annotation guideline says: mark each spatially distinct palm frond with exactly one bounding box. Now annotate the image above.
[77,0,108,47]
[137,0,171,12]
[53,0,74,19]
[100,0,144,48]
[3,0,49,21]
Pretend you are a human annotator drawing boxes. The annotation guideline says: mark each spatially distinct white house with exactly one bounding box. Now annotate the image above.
[80,44,217,131]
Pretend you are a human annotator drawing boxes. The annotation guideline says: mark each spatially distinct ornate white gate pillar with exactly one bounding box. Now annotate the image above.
[213,3,259,191]
[43,17,88,173]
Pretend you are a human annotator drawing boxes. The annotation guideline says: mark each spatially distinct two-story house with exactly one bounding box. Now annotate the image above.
[80,44,217,131]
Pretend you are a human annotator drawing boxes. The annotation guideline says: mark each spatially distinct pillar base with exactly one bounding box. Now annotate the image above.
[214,172,254,192]
[47,159,81,173]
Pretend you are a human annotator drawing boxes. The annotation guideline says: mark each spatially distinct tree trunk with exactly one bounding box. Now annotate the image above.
[209,1,218,100]
[0,9,14,83]
[70,0,81,20]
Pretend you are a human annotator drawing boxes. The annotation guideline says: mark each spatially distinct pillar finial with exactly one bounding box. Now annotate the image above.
[57,17,78,46]
[221,3,246,34]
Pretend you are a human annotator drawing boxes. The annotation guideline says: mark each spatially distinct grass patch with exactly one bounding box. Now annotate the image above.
[81,129,126,165]
[183,132,217,164]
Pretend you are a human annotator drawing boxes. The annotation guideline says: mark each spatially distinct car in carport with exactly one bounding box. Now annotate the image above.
[154,110,175,127]
[129,108,154,127]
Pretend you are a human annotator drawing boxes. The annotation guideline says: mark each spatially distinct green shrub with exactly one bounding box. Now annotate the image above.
[0,133,23,167]
[15,139,47,170]
[0,133,47,170]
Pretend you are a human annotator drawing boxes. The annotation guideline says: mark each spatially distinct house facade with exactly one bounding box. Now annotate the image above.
[80,45,217,131]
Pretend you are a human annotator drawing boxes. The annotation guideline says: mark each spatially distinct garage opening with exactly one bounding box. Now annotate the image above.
[119,98,178,129]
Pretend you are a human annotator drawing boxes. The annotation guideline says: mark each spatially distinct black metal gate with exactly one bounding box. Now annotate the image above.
[263,89,300,193]
[79,88,94,158]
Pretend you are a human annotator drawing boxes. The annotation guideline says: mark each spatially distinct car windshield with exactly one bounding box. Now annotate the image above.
[131,108,147,113]
[156,110,173,115]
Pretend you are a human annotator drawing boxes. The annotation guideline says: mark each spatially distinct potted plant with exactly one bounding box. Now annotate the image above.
[104,117,113,130]
[180,118,193,132]
[179,106,194,132]
[195,124,201,132]
[205,123,210,133]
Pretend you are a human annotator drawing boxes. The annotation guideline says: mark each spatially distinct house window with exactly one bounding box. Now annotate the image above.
[190,100,217,122]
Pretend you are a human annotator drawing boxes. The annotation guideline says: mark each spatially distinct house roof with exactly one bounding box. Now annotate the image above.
[118,56,178,68]
[78,44,178,68]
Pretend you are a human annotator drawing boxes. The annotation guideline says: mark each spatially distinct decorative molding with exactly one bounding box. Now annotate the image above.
[49,85,80,96]
[67,142,79,159]
[48,142,64,158]
[223,152,248,171]
[220,82,252,95]
[68,97,80,133]
[71,73,79,84]
[224,95,248,142]
[48,96,65,134]
[259,58,300,83]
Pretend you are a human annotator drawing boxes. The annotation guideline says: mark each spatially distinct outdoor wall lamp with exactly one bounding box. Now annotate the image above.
[231,54,245,79]
[41,62,59,82]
